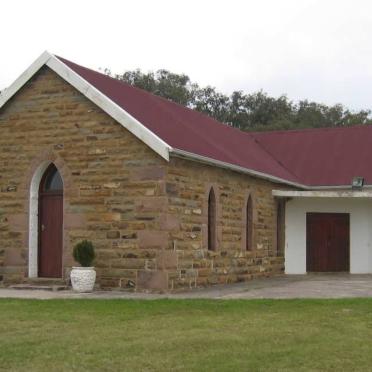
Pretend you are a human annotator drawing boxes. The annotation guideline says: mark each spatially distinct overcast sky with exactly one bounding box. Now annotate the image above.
[2,0,372,110]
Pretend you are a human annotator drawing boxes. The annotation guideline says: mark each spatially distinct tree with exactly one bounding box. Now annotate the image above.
[105,68,194,106]
[192,86,231,124]
[104,68,372,131]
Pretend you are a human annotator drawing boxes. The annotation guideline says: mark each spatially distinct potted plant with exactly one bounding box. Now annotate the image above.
[70,240,96,292]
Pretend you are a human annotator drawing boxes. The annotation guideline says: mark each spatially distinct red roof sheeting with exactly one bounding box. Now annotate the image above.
[253,126,372,186]
[56,56,372,187]
[57,56,299,184]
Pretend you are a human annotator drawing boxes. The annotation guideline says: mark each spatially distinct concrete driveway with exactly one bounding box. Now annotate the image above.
[208,274,372,299]
[1,274,372,300]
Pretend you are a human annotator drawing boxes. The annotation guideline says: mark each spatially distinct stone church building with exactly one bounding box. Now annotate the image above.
[1,52,372,291]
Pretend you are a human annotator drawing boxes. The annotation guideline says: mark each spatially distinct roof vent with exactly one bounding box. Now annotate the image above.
[351,176,364,190]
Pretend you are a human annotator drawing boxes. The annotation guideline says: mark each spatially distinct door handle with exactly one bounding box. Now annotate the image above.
[41,224,46,232]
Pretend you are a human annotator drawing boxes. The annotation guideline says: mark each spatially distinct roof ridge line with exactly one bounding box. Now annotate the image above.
[146,91,300,176]
[141,90,249,164]
[69,57,288,172]
[55,55,258,169]
[57,55,253,136]
[49,54,172,160]
[1,51,305,188]
[58,54,301,185]
[252,124,372,136]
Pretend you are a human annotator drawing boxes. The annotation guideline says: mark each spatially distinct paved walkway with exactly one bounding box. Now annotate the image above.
[1,274,372,300]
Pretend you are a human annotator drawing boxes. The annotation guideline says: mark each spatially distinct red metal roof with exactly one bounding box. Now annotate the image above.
[56,56,372,187]
[57,56,299,184]
[253,125,372,186]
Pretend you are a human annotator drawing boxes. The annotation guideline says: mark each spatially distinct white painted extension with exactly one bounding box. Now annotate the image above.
[284,197,372,274]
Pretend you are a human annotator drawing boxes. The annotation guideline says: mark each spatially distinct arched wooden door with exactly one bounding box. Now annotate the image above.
[38,164,63,278]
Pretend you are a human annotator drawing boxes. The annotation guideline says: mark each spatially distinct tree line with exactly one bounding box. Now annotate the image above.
[104,68,372,131]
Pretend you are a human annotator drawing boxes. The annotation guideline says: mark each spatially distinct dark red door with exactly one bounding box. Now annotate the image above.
[38,164,63,278]
[306,213,349,272]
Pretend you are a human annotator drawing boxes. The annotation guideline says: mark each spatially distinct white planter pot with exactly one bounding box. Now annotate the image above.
[70,267,96,293]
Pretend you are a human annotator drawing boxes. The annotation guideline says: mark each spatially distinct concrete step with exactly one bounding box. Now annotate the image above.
[10,278,70,292]
[25,277,68,285]
[9,284,69,292]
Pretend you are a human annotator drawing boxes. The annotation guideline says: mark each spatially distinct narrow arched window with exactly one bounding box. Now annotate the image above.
[246,195,253,250]
[208,188,216,251]
[276,199,285,256]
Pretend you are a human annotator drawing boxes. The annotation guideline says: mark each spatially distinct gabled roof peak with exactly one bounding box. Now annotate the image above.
[0,51,171,161]
[5,52,367,189]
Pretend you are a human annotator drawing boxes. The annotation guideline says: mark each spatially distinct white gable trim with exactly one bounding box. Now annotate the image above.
[273,190,372,198]
[0,51,52,107]
[3,52,345,189]
[0,51,171,161]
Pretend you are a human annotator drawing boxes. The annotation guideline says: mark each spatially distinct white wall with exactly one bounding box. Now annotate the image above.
[285,197,372,274]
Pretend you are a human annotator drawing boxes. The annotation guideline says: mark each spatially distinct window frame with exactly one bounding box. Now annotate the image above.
[246,195,253,251]
[207,187,217,251]
[39,164,63,196]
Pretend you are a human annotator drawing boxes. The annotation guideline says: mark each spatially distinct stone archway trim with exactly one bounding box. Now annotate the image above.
[28,161,52,277]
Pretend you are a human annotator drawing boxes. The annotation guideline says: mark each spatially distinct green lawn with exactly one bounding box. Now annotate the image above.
[1,299,372,371]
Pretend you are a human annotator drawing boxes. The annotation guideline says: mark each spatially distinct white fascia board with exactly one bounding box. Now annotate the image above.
[306,184,372,190]
[4,52,370,190]
[170,148,306,188]
[272,190,372,198]
[0,51,52,108]
[0,51,171,161]
[47,55,171,161]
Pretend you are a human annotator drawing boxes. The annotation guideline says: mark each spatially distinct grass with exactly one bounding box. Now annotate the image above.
[0,299,372,371]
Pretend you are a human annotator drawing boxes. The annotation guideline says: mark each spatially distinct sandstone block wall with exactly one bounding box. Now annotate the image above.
[0,66,168,288]
[0,66,287,291]
[161,157,285,290]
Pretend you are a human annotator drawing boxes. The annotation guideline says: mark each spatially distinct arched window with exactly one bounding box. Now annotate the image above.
[41,164,63,193]
[246,195,253,250]
[208,188,216,251]
[276,199,285,256]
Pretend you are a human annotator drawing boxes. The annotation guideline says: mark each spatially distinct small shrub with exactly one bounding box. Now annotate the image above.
[73,240,95,267]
